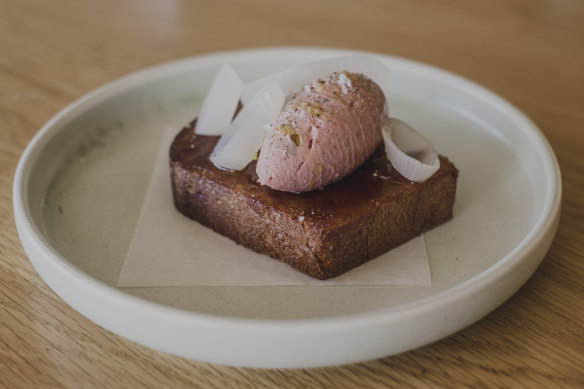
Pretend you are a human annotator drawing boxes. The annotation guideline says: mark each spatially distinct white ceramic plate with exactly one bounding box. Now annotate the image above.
[14,47,561,368]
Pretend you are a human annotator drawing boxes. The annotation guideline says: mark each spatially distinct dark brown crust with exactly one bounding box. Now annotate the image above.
[170,122,458,280]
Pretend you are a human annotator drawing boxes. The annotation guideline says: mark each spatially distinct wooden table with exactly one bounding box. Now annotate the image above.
[1,0,583,387]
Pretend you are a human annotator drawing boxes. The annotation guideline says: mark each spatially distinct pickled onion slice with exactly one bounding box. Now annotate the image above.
[210,81,285,170]
[381,117,440,182]
[195,64,242,135]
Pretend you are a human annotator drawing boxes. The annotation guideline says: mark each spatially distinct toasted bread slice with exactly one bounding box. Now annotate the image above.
[170,122,458,280]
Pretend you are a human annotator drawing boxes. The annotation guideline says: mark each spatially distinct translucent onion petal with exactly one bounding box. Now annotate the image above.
[381,117,440,182]
[241,56,391,106]
[195,64,243,135]
[210,81,285,170]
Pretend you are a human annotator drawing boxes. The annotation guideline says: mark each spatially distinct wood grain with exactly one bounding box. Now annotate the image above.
[1,0,583,387]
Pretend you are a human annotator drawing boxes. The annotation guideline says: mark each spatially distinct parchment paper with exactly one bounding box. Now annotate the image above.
[117,129,431,287]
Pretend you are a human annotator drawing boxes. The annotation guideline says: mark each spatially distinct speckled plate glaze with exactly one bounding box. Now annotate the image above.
[13,47,561,368]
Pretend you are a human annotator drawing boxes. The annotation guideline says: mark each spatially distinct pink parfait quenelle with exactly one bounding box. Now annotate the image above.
[256,72,386,192]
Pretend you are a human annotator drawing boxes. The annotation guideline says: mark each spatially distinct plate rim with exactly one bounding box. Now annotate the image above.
[13,46,562,365]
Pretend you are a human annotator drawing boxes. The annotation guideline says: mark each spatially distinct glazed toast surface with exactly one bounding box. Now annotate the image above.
[170,122,458,280]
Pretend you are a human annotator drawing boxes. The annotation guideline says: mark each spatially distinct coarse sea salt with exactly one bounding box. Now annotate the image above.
[336,72,352,94]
